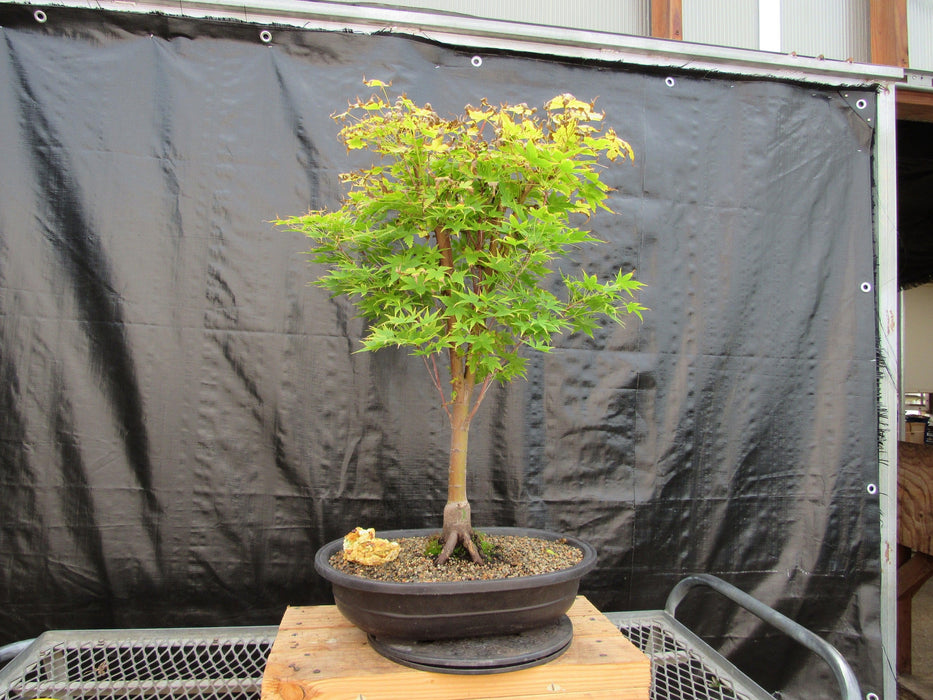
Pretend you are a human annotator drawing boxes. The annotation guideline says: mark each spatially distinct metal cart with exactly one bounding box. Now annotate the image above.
[0,625,277,700]
[608,574,862,700]
[0,575,862,700]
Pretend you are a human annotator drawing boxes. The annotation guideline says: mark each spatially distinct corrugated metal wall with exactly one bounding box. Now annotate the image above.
[682,0,870,61]
[324,0,650,36]
[908,0,933,70]
[683,0,758,51]
[328,1,876,67]
[782,0,870,62]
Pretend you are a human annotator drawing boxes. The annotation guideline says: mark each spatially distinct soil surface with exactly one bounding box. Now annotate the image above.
[328,534,584,583]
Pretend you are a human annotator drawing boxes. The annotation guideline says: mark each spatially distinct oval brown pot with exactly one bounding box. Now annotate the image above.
[313,527,597,641]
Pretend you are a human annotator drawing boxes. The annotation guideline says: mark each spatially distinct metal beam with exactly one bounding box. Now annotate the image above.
[875,81,900,700]
[13,0,903,86]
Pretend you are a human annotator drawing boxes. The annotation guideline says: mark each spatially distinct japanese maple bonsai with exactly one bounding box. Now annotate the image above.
[278,79,645,566]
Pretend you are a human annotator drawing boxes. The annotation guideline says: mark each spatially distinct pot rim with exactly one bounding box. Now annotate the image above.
[314,526,597,595]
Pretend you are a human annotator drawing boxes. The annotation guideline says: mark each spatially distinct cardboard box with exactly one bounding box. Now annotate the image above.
[906,422,927,444]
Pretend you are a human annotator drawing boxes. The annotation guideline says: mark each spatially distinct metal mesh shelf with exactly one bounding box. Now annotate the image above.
[607,609,773,700]
[0,627,276,700]
[0,576,859,700]
[4,616,748,700]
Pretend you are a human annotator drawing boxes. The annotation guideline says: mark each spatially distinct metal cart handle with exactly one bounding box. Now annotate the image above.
[664,574,862,700]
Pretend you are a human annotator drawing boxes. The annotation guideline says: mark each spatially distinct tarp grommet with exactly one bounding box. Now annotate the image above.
[866,483,877,495]
[860,281,872,293]
[33,9,47,23]
[471,55,482,67]
[665,77,676,87]
[259,29,272,44]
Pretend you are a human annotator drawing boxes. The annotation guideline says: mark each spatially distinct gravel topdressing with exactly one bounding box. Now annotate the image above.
[328,534,585,583]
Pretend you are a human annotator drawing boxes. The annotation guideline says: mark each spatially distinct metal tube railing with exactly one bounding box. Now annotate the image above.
[665,574,862,700]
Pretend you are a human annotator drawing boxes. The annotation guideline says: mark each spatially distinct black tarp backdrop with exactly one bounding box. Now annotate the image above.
[0,5,881,695]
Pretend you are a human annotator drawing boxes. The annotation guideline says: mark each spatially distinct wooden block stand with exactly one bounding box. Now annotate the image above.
[261,596,650,699]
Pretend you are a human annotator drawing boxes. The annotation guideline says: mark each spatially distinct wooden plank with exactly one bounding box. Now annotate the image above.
[898,441,933,554]
[897,550,933,671]
[870,0,909,67]
[897,89,933,124]
[898,551,933,599]
[650,0,682,41]
[262,596,650,700]
[896,438,933,676]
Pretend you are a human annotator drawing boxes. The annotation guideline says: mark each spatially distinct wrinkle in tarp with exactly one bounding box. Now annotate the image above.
[0,6,880,695]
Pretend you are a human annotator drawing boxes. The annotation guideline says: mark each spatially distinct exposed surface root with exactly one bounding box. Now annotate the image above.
[437,500,483,565]
[437,523,484,565]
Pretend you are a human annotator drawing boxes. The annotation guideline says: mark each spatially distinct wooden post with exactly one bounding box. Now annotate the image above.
[651,0,683,41]
[896,442,933,674]
[897,549,933,674]
[870,0,909,67]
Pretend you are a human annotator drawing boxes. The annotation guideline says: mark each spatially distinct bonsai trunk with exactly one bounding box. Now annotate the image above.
[437,371,484,565]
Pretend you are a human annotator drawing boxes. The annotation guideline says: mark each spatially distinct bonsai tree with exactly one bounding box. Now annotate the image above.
[277,79,645,565]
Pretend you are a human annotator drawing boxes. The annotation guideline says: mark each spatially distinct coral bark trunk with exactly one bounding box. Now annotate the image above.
[438,373,483,565]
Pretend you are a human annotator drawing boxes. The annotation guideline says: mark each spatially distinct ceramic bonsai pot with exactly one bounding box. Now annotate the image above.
[314,526,597,642]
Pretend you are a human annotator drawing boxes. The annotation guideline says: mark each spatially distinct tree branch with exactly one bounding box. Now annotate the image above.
[468,374,496,423]
[424,354,452,421]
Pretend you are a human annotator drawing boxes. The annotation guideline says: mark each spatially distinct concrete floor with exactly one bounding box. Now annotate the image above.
[900,576,933,699]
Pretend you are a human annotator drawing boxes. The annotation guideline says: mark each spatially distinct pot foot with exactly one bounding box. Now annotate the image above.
[367,615,573,674]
